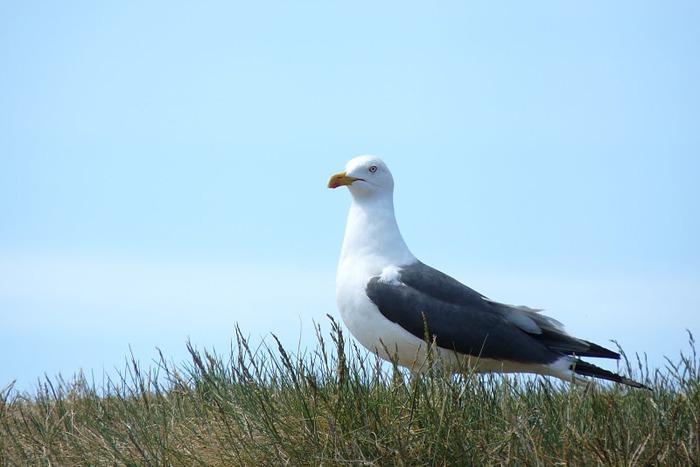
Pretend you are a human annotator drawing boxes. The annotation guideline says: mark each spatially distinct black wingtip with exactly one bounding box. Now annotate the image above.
[571,360,651,390]
[581,341,621,360]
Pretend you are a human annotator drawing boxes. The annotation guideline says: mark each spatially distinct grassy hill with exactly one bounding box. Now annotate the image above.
[1,318,698,465]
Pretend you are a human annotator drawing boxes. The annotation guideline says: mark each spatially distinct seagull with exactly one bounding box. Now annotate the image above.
[328,155,647,389]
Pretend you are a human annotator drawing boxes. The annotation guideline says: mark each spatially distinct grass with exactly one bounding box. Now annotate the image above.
[1,317,699,465]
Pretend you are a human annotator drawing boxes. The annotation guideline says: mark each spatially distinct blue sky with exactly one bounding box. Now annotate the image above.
[2,2,699,392]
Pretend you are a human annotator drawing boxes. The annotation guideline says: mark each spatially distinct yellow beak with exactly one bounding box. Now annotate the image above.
[327,171,362,189]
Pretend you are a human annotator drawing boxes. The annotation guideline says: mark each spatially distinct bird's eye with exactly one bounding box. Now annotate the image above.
[369,165,378,173]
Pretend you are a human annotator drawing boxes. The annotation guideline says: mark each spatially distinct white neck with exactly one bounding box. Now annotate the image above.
[339,193,415,268]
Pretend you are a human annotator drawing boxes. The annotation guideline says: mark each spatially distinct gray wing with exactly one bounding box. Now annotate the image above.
[366,262,619,364]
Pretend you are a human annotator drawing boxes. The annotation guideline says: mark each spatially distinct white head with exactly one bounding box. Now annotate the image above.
[327,155,394,200]
[329,155,415,265]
